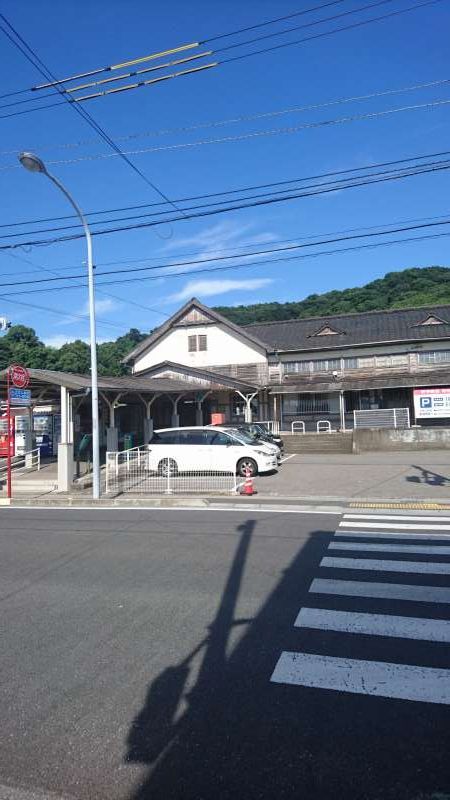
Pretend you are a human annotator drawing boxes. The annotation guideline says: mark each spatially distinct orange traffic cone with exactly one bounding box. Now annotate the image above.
[240,466,257,496]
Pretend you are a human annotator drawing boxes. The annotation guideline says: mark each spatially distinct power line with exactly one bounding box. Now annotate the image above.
[0,14,187,223]
[1,157,450,250]
[2,229,450,301]
[0,0,442,115]
[2,217,450,290]
[4,96,448,172]
[3,75,449,159]
[2,148,450,230]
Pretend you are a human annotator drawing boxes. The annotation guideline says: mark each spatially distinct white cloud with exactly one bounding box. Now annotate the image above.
[44,334,110,348]
[61,296,120,327]
[169,278,274,303]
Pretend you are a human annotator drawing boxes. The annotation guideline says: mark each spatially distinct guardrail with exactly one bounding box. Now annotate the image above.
[291,421,306,434]
[0,447,40,476]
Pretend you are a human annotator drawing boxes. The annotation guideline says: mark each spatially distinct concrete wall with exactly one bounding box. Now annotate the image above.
[353,427,450,453]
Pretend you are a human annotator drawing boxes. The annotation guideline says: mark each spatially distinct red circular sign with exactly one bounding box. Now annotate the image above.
[9,364,30,389]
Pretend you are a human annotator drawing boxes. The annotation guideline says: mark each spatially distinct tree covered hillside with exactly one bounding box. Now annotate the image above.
[1,267,449,374]
[214,266,450,325]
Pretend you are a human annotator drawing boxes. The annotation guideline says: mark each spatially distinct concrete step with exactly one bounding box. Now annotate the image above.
[283,432,353,454]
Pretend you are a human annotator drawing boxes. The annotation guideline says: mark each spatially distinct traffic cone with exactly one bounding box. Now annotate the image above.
[240,466,257,496]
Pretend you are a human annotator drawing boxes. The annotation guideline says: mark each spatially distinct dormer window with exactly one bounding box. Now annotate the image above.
[310,325,343,337]
[188,334,207,352]
[415,314,447,326]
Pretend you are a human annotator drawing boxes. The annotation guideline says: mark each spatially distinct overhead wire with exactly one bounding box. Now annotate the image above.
[1,156,450,249]
[1,217,449,290]
[0,0,443,113]
[2,75,449,158]
[2,148,450,231]
[1,228,449,301]
[0,14,188,224]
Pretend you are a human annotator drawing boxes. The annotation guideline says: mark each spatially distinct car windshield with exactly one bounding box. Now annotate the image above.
[227,428,258,445]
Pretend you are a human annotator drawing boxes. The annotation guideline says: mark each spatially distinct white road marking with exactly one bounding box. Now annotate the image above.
[321,556,450,574]
[279,454,296,463]
[340,521,450,531]
[295,607,450,642]
[329,541,450,555]
[336,530,450,539]
[271,652,450,704]
[309,578,450,604]
[344,514,450,522]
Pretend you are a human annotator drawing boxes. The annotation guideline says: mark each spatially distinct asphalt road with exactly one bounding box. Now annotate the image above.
[0,508,449,800]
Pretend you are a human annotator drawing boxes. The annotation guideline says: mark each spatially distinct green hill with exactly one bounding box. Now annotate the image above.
[214,266,450,325]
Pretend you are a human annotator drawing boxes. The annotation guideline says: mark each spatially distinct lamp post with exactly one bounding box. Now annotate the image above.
[18,152,101,499]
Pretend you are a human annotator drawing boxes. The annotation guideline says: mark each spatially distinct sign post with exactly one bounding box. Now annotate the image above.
[6,365,30,500]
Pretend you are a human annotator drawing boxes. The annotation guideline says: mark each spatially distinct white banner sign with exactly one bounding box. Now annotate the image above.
[414,388,450,419]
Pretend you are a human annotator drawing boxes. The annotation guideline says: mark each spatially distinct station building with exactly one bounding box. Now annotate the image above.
[2,297,450,485]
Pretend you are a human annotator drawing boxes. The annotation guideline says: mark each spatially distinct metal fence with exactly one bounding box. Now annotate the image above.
[353,408,410,429]
[105,446,238,496]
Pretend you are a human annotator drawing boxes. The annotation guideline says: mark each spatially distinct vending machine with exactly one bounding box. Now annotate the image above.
[34,412,61,457]
[0,414,14,457]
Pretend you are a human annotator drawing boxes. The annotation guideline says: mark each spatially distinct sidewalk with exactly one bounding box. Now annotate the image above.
[3,449,450,509]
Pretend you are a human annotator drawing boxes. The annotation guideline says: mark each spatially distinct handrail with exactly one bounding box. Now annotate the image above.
[0,447,41,474]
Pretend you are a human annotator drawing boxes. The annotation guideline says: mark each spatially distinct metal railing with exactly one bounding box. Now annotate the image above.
[317,420,333,433]
[0,447,40,476]
[353,408,410,429]
[291,421,306,434]
[105,446,237,496]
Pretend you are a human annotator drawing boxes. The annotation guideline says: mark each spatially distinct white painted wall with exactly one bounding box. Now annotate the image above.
[133,323,267,374]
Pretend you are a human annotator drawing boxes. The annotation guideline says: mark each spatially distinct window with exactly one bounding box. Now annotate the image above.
[178,429,208,444]
[188,334,208,352]
[206,430,232,445]
[418,350,450,365]
[151,430,179,444]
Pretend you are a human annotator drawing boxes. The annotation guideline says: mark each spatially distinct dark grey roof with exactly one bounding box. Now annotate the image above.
[244,304,450,353]
[0,368,239,395]
[134,360,258,389]
[122,297,268,364]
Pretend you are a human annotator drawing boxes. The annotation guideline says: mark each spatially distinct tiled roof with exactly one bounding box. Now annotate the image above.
[244,304,450,352]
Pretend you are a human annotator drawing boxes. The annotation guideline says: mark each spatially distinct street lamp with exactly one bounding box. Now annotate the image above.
[18,151,101,499]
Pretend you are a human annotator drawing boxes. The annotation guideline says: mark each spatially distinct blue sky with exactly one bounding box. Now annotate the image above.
[0,0,449,347]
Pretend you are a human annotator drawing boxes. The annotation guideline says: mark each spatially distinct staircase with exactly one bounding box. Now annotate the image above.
[283,432,353,454]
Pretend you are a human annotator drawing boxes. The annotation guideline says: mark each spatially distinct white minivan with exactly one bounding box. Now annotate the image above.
[148,426,278,477]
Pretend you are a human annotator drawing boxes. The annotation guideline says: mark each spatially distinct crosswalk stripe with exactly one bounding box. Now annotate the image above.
[336,530,450,539]
[329,541,450,555]
[340,521,450,531]
[320,556,450,574]
[309,578,450,603]
[271,652,450,704]
[343,514,450,522]
[295,607,450,642]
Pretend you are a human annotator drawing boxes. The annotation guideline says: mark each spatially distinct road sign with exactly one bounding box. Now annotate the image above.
[9,387,31,406]
[9,365,30,389]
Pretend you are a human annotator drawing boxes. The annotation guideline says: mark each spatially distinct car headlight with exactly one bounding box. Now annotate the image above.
[255,449,269,456]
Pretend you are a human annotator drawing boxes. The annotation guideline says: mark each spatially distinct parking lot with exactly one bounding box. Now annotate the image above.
[256,450,450,502]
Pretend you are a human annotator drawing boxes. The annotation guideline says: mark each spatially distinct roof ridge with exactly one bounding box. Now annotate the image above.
[242,302,450,328]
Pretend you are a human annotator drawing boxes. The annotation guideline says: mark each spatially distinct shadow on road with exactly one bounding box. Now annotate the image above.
[407,464,450,486]
[124,517,449,800]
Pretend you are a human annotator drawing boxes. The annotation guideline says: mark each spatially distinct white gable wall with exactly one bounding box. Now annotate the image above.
[133,322,267,374]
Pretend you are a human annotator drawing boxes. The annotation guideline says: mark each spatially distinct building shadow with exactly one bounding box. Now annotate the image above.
[124,519,449,800]
[407,464,450,486]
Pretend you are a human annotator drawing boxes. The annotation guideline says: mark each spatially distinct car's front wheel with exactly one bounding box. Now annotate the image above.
[236,458,258,478]
[157,458,179,477]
